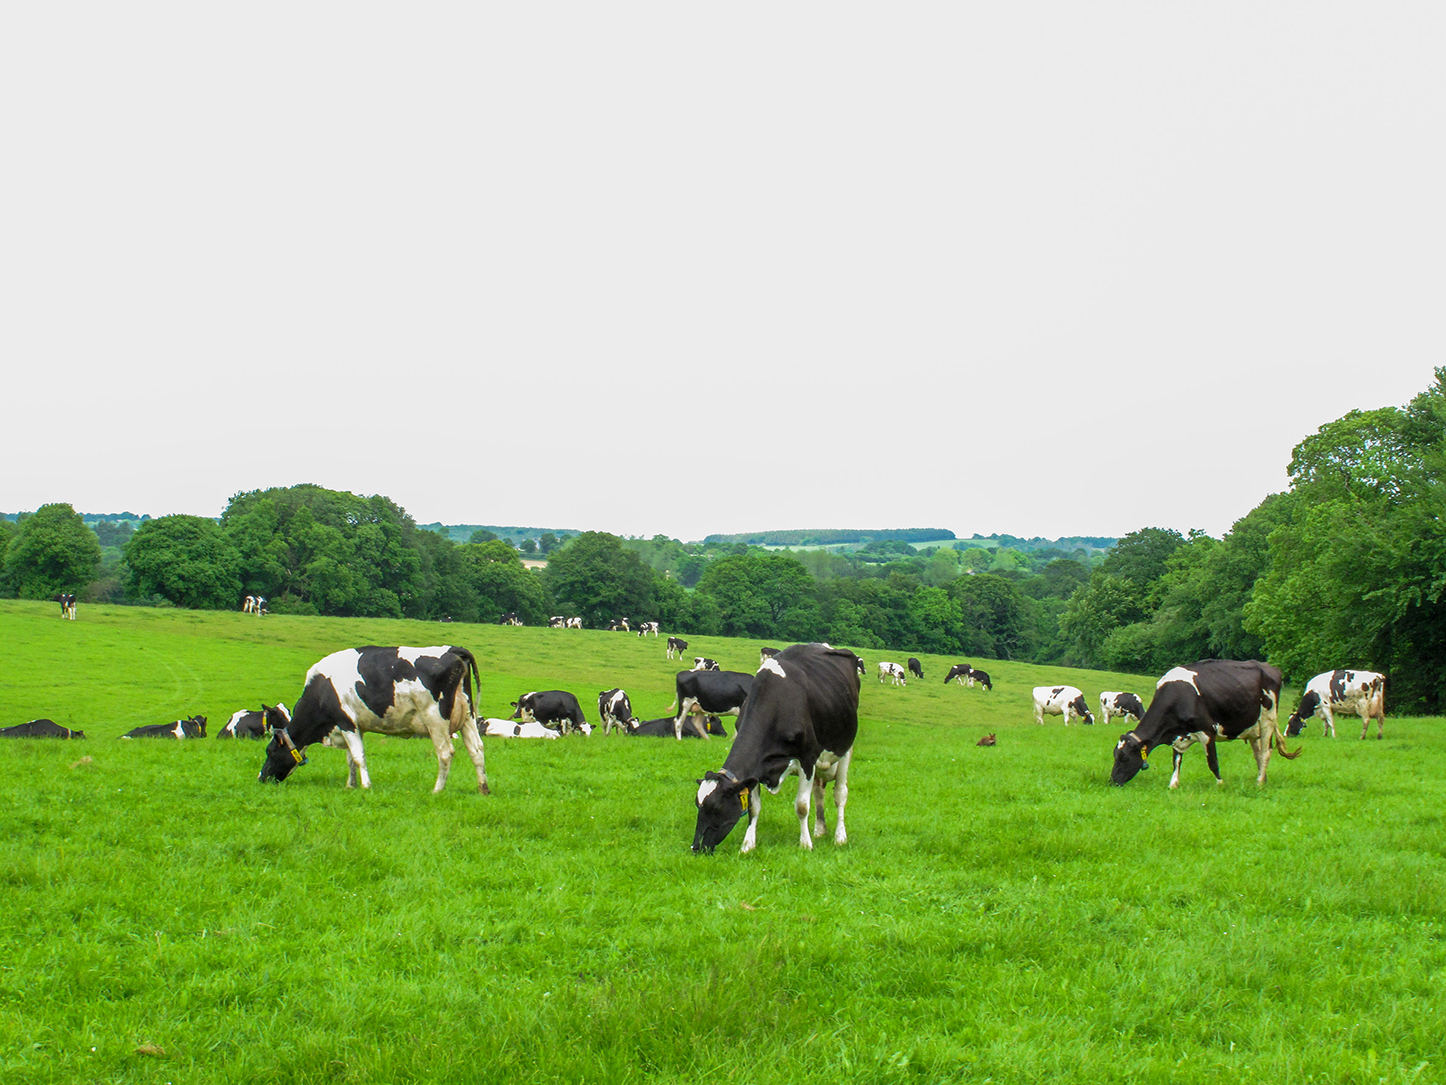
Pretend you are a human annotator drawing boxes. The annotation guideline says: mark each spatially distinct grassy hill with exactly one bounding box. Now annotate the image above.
[0,601,1441,1083]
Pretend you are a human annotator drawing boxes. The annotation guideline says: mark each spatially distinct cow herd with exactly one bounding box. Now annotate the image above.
[8,601,1395,850]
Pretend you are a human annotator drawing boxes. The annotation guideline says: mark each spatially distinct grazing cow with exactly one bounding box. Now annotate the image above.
[56,593,77,620]
[667,636,689,660]
[671,669,754,740]
[548,616,567,628]
[255,596,268,616]
[1112,660,1299,789]
[0,719,86,739]
[511,690,588,735]
[977,733,996,747]
[482,718,560,739]
[907,657,924,681]
[760,647,780,666]
[598,688,639,735]
[944,663,975,686]
[500,612,522,627]
[692,657,720,672]
[218,702,290,739]
[607,618,631,632]
[970,668,993,691]
[878,661,907,686]
[1286,670,1387,740]
[628,714,727,738]
[258,646,488,793]
[692,643,861,853]
[243,595,257,614]
[635,622,661,637]
[566,617,583,629]
[1033,685,1094,726]
[122,715,207,739]
[1099,691,1145,728]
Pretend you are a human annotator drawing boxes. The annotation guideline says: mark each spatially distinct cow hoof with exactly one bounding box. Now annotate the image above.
[834,833,847,846]
[478,783,491,795]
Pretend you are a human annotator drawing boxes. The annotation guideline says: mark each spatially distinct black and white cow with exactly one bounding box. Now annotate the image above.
[1112,660,1299,789]
[548,616,567,628]
[217,703,290,739]
[692,657,720,672]
[482,718,559,739]
[692,644,861,853]
[598,688,639,735]
[944,663,975,686]
[243,595,257,614]
[500,612,523,627]
[57,593,77,620]
[760,646,780,666]
[1099,691,1145,728]
[1033,685,1094,725]
[672,669,754,740]
[0,719,85,739]
[635,622,661,637]
[878,661,907,685]
[627,714,728,738]
[511,690,589,735]
[123,715,207,739]
[1286,669,1387,739]
[255,596,268,616]
[907,657,924,681]
[566,617,583,629]
[607,618,631,632]
[970,668,993,691]
[258,646,488,793]
[666,636,689,660]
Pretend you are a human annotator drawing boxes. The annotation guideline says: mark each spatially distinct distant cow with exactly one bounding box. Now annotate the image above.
[500,612,522,627]
[482,718,560,739]
[628,714,727,738]
[511,690,588,735]
[666,637,689,660]
[944,664,975,686]
[598,688,638,735]
[607,618,631,632]
[566,617,583,629]
[57,593,77,620]
[243,595,258,614]
[635,622,661,637]
[1099,691,1145,728]
[878,661,907,686]
[218,702,290,739]
[0,719,85,739]
[969,668,993,691]
[1033,686,1093,726]
[692,644,861,854]
[548,616,567,628]
[1112,660,1299,789]
[692,657,720,672]
[257,646,488,793]
[760,647,780,666]
[123,715,207,739]
[907,657,924,681]
[1286,670,1387,739]
[672,669,754,740]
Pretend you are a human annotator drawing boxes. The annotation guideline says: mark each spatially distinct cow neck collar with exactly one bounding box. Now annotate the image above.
[719,767,740,785]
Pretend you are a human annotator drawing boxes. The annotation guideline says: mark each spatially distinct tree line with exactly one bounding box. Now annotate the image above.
[3,368,1442,710]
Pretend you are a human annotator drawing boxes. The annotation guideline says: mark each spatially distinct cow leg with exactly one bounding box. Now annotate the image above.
[457,715,490,794]
[427,725,456,793]
[1250,735,1271,786]
[1322,706,1335,738]
[1169,750,1184,789]
[1204,737,1223,785]
[830,747,852,846]
[1034,706,1044,725]
[336,730,370,789]
[794,770,815,851]
[674,697,698,741]
[739,789,762,854]
[811,775,828,839]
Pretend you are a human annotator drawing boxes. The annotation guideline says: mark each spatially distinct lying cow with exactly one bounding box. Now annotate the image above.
[692,644,861,853]
[666,636,689,660]
[598,688,638,735]
[1286,669,1387,739]
[1033,686,1094,726]
[482,718,560,738]
[1099,691,1144,728]
[1112,660,1299,789]
[258,646,488,793]
[0,719,86,739]
[217,703,290,739]
[628,714,727,738]
[692,657,720,672]
[878,661,907,685]
[123,715,207,739]
[511,690,589,735]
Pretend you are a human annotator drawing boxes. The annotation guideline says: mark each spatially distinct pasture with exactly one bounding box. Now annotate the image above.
[1,600,1443,1084]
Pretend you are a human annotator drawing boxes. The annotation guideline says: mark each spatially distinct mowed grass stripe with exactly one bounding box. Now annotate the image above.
[0,601,1442,1084]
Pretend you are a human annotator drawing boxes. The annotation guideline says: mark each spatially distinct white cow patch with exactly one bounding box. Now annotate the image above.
[1157,667,1200,692]
[696,779,719,805]
[396,645,452,665]
[758,658,786,679]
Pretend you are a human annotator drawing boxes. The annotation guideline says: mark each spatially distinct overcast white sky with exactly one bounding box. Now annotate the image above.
[3,5,1441,542]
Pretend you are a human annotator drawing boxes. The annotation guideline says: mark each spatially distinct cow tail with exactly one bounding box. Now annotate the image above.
[456,647,481,725]
[1271,723,1302,760]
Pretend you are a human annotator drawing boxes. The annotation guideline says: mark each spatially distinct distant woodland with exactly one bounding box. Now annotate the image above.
[3,368,1443,709]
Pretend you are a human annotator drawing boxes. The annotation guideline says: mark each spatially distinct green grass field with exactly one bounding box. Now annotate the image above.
[1,601,1442,1084]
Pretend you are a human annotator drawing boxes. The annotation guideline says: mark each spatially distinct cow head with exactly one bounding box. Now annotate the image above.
[186,715,208,737]
[1111,732,1151,785]
[1285,691,1320,737]
[258,730,308,783]
[262,703,292,735]
[692,771,756,853]
[1072,696,1095,725]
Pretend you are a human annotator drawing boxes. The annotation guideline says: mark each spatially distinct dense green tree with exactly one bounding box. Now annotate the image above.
[459,541,551,624]
[2,503,102,599]
[543,532,659,626]
[469,528,498,544]
[124,515,242,609]
[952,573,1035,660]
[695,552,822,639]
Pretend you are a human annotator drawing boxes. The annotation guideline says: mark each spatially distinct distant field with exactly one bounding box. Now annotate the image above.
[1,601,1442,1084]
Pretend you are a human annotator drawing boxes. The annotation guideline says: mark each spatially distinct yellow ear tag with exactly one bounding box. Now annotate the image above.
[290,748,305,764]
[739,788,750,812]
